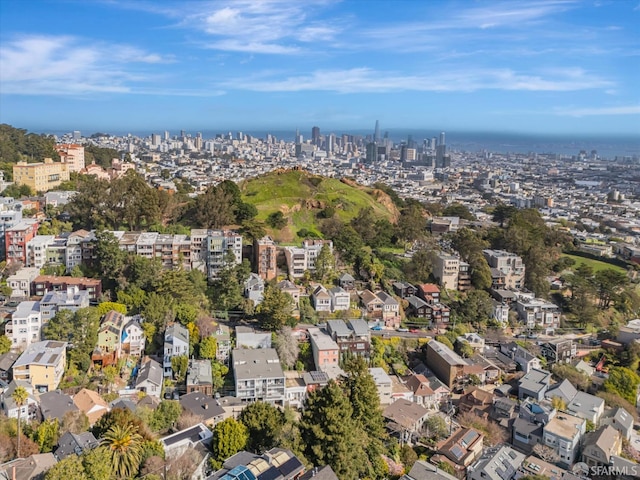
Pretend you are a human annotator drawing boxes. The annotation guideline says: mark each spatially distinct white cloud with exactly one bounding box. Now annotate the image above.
[222,67,613,93]
[554,105,640,116]
[0,35,214,96]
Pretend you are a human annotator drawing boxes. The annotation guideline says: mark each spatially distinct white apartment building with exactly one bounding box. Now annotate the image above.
[5,301,41,350]
[283,239,333,279]
[542,412,586,467]
[26,234,55,268]
[6,267,40,298]
[483,249,526,290]
[516,297,561,333]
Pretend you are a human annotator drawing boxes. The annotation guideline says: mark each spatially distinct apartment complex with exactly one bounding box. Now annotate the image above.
[283,239,333,278]
[483,249,526,290]
[5,220,38,265]
[54,144,85,173]
[433,253,460,290]
[5,301,41,350]
[232,348,285,405]
[13,158,70,192]
[254,235,277,280]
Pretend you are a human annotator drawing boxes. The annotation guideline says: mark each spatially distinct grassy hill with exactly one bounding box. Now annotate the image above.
[240,169,399,243]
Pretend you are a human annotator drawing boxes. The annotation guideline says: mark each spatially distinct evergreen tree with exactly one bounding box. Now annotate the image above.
[239,401,286,453]
[300,380,369,479]
[45,455,88,480]
[210,418,248,469]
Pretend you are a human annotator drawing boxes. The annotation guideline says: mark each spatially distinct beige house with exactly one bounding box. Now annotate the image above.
[73,388,109,425]
[12,340,66,392]
[582,425,622,467]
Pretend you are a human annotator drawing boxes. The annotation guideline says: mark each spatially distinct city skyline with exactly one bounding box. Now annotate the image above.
[1,0,639,136]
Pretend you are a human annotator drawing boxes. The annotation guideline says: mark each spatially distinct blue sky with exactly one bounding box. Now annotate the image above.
[0,0,639,136]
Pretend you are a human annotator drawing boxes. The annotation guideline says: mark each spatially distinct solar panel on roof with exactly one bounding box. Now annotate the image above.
[461,430,479,446]
[278,457,303,477]
[450,445,465,460]
[257,466,281,480]
[34,352,45,362]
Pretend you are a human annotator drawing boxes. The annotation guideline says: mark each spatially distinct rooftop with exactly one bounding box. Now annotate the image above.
[232,348,284,380]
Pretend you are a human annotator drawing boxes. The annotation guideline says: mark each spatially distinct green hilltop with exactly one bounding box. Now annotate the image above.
[239,169,399,243]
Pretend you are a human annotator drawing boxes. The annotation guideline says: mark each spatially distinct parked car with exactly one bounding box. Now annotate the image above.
[396,328,409,332]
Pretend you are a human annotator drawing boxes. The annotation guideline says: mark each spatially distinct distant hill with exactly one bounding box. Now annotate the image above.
[240,169,399,243]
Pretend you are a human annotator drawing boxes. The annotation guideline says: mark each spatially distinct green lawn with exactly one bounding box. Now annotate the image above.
[562,254,627,274]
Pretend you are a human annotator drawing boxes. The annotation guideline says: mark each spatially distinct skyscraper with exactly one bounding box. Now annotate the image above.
[311,126,320,146]
[374,120,380,144]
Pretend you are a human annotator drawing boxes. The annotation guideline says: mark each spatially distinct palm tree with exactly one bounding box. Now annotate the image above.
[11,386,28,458]
[100,424,143,479]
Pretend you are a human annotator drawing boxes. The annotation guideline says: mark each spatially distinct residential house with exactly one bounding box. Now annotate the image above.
[73,388,109,425]
[416,283,440,303]
[458,387,494,417]
[401,461,457,480]
[232,348,285,405]
[32,275,102,302]
[517,455,567,480]
[426,303,451,330]
[515,297,561,333]
[369,367,393,405]
[39,286,90,322]
[393,281,417,299]
[6,267,40,297]
[382,399,430,445]
[337,272,355,291]
[467,444,524,480]
[135,358,163,400]
[500,342,541,373]
[213,325,231,364]
[25,235,55,269]
[458,261,472,291]
[492,302,510,326]
[0,453,57,480]
[0,380,40,421]
[311,285,331,312]
[12,340,66,392]
[456,333,485,352]
[545,379,578,405]
[163,323,189,377]
[284,371,307,409]
[5,219,39,265]
[601,407,634,441]
[0,352,19,382]
[403,374,438,410]
[467,354,502,384]
[39,390,77,422]
[582,425,622,468]
[179,391,225,426]
[235,326,271,349]
[359,289,383,320]
[276,280,301,308]
[160,423,213,465]
[207,447,305,480]
[542,411,586,467]
[518,368,551,401]
[425,340,469,388]
[186,359,214,395]
[490,397,517,428]
[566,391,605,424]
[121,316,145,356]
[64,230,92,273]
[377,291,400,328]
[244,273,265,306]
[94,310,126,364]
[540,338,576,365]
[406,295,430,319]
[54,432,98,460]
[326,319,371,358]
[5,301,41,350]
[328,286,350,312]
[308,327,339,371]
[300,465,339,480]
[433,427,484,476]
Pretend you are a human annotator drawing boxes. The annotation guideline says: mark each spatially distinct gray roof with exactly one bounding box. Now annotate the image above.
[327,319,350,337]
[348,319,369,336]
[546,379,577,404]
[179,391,224,420]
[232,348,284,381]
[54,431,98,460]
[308,328,339,351]
[39,390,78,421]
[338,273,354,281]
[0,352,19,372]
[300,465,339,480]
[13,340,66,368]
[377,291,399,306]
[404,460,458,480]
[427,340,468,367]
[13,301,40,317]
[468,445,524,480]
[602,407,633,431]
[187,359,213,386]
[165,323,189,345]
[407,295,428,309]
[566,391,604,417]
[136,358,163,387]
[383,399,429,430]
[519,368,551,393]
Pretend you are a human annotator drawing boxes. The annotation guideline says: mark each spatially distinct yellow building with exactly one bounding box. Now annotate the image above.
[13,158,70,192]
[12,340,67,392]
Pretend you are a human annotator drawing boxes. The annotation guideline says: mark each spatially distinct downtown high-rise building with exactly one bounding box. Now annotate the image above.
[311,126,320,146]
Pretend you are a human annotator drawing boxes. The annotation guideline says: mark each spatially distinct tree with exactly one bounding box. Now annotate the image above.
[60,410,90,435]
[149,401,182,432]
[550,396,567,412]
[210,418,248,469]
[604,366,640,404]
[351,207,378,246]
[424,415,449,441]
[457,410,507,446]
[266,211,287,229]
[532,443,560,464]
[594,268,629,309]
[100,424,144,480]
[397,203,426,243]
[192,184,236,229]
[437,462,456,475]
[400,444,418,472]
[300,380,369,479]
[45,455,89,480]
[199,336,218,360]
[274,327,299,370]
[442,203,474,221]
[239,402,285,453]
[551,363,590,391]
[93,230,127,294]
[43,307,101,372]
[0,335,11,354]
[435,336,454,350]
[103,365,118,393]
[403,247,435,284]
[34,418,60,453]
[12,386,28,457]
[82,447,113,480]
[492,204,517,227]
[91,408,153,441]
[96,302,127,317]
[313,244,335,282]
[257,285,294,331]
[171,356,188,381]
